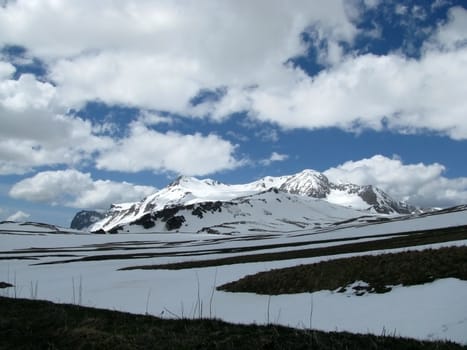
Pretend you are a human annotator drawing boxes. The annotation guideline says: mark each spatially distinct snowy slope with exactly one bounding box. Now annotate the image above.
[96,189,372,234]
[89,169,415,233]
[90,175,292,232]
[2,207,467,344]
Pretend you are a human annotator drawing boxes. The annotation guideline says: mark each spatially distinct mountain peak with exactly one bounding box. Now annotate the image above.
[280,169,331,198]
[168,176,224,189]
[168,175,196,187]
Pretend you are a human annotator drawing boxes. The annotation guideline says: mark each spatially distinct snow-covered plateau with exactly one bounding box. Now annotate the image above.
[1,206,467,344]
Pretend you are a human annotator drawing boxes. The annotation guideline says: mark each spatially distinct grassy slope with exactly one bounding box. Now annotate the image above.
[218,245,467,295]
[0,297,465,350]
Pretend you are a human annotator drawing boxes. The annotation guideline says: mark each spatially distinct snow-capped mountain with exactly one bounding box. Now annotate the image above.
[277,170,415,214]
[93,188,379,234]
[86,169,415,234]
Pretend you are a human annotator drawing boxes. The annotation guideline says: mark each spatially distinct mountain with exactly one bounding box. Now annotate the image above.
[277,170,415,214]
[88,169,415,234]
[92,188,381,234]
[70,210,106,230]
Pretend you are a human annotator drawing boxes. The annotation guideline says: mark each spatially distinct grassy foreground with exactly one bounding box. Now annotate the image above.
[0,297,465,350]
[218,245,467,295]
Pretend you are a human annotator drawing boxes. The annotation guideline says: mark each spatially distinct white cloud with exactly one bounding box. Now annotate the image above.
[242,45,467,139]
[0,0,356,60]
[2,1,465,142]
[0,70,241,176]
[363,0,381,9]
[0,60,15,79]
[202,6,467,140]
[50,52,202,113]
[138,111,173,126]
[0,73,55,111]
[0,0,466,190]
[260,152,289,166]
[6,210,30,222]
[9,169,92,204]
[9,169,157,209]
[426,6,467,50]
[0,0,358,113]
[0,73,114,174]
[324,155,467,208]
[96,120,242,176]
[2,1,466,143]
[70,180,157,209]
[0,1,364,177]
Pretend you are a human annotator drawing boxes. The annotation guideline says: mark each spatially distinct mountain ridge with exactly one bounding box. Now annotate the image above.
[81,169,416,234]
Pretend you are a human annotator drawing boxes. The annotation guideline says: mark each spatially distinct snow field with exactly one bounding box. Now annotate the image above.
[1,210,467,344]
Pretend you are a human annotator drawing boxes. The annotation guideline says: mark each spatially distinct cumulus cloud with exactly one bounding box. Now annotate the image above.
[260,152,289,166]
[0,0,357,112]
[0,1,356,60]
[50,52,202,113]
[193,5,467,140]
[0,60,15,79]
[0,71,56,109]
[96,119,242,176]
[208,7,467,140]
[0,70,114,174]
[6,210,30,222]
[1,0,467,188]
[0,68,239,176]
[426,6,467,50]
[324,155,467,208]
[243,44,467,139]
[1,1,466,142]
[9,169,157,209]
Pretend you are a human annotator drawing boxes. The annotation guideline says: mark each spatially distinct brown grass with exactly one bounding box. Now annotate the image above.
[218,245,467,295]
[1,297,465,350]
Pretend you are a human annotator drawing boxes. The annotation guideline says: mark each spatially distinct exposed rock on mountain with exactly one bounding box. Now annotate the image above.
[70,210,106,230]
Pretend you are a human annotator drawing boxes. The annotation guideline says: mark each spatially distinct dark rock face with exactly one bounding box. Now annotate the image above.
[165,216,186,230]
[358,186,378,206]
[191,201,223,218]
[127,206,182,231]
[70,210,105,230]
[357,186,414,214]
[110,201,227,232]
[132,213,156,229]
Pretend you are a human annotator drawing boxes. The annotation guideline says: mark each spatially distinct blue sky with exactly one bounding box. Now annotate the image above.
[1,0,467,226]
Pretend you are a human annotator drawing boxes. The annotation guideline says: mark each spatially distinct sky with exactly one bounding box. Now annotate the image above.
[1,0,467,227]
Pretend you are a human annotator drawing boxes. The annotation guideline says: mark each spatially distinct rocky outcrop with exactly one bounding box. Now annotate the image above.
[70,210,106,230]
